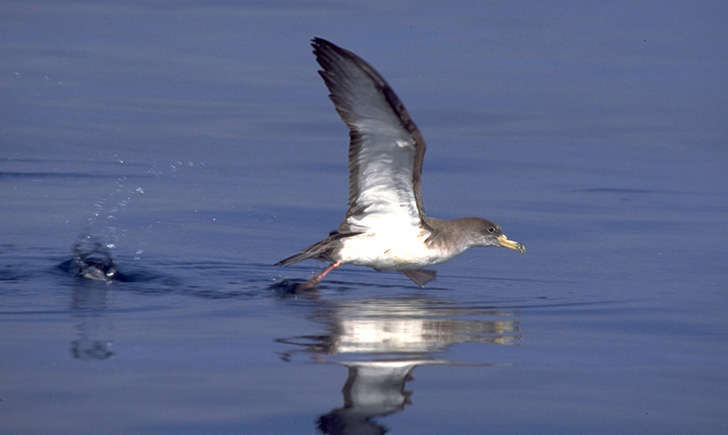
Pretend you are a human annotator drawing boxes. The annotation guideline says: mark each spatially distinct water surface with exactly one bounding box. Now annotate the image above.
[2,1,727,433]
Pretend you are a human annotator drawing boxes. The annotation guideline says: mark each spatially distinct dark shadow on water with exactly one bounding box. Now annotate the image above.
[268,277,436,298]
[267,279,310,296]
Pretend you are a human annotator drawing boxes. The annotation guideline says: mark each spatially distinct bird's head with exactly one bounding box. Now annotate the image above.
[465,218,526,254]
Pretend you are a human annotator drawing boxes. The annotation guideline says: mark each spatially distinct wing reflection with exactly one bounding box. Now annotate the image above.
[276,296,521,434]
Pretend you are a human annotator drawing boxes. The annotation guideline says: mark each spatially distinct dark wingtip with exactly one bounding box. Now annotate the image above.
[311,37,329,71]
[311,37,348,61]
[311,36,332,48]
[311,36,330,54]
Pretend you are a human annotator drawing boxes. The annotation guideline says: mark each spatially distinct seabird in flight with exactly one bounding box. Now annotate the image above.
[276,37,525,289]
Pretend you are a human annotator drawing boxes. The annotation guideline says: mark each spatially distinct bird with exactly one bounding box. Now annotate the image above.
[276,37,525,290]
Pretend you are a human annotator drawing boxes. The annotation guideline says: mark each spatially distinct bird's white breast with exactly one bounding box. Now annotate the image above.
[335,228,453,270]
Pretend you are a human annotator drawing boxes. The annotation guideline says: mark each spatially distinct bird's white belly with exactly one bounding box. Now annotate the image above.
[335,231,449,270]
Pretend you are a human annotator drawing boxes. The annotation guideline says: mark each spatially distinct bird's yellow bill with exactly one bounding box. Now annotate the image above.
[497,234,526,254]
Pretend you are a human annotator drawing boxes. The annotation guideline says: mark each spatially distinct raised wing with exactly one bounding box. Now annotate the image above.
[312,37,428,234]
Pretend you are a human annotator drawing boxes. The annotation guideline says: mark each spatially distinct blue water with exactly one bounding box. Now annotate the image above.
[2,1,727,434]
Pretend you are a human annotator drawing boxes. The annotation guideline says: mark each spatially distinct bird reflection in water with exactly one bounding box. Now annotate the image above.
[70,283,114,360]
[276,296,520,434]
[62,234,118,360]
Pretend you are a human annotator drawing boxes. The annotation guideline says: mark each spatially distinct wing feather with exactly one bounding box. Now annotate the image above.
[312,37,429,234]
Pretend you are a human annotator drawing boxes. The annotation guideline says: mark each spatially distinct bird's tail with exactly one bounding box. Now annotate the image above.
[274,231,359,266]
[274,251,313,266]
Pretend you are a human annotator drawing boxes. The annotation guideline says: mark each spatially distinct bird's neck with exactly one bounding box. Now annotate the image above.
[424,217,477,253]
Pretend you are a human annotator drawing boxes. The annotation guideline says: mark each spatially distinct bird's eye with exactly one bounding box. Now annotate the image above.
[488,227,495,233]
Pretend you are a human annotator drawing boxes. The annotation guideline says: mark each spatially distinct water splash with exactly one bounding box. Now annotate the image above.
[68,234,118,282]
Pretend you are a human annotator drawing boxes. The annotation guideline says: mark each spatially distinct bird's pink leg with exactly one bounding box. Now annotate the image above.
[297,261,341,291]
